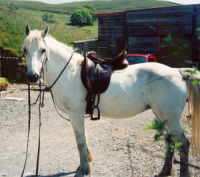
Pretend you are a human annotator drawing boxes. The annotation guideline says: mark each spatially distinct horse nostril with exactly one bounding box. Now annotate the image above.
[27,73,39,83]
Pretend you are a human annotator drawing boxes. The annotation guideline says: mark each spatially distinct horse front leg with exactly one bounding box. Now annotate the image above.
[69,112,92,177]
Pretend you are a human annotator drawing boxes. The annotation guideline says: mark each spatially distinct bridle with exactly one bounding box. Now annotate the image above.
[21,48,74,177]
[32,51,74,120]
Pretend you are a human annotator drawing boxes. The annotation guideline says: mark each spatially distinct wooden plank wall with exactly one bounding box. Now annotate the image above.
[98,16,126,57]
[128,36,160,54]
[126,5,197,67]
[194,4,200,66]
[97,4,200,67]
[73,40,98,55]
[126,5,195,36]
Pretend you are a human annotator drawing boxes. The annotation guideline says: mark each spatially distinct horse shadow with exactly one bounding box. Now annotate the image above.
[26,171,76,177]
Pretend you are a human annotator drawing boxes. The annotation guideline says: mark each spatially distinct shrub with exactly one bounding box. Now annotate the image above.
[0,77,9,84]
[70,5,96,26]
[42,13,58,24]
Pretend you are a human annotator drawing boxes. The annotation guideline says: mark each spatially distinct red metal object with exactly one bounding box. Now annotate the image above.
[126,54,156,65]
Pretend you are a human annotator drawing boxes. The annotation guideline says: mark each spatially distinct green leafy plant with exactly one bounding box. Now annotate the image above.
[144,118,182,150]
[161,33,190,56]
[185,67,200,85]
[0,77,9,85]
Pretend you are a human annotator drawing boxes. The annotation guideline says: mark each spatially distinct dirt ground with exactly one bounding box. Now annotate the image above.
[0,84,200,177]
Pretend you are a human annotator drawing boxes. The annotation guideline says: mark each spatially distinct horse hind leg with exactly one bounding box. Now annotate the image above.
[152,109,190,177]
[178,132,190,177]
[156,136,175,177]
[156,132,190,177]
[165,118,190,177]
[160,129,190,177]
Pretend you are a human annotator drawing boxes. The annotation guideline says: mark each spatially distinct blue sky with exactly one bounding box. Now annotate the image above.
[19,0,92,4]
[166,0,200,4]
[18,0,200,5]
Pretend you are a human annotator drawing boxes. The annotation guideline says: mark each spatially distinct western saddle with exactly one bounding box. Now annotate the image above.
[81,49,128,120]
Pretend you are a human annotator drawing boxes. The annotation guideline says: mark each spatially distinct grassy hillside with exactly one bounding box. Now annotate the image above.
[0,7,97,56]
[0,0,178,14]
[0,0,178,56]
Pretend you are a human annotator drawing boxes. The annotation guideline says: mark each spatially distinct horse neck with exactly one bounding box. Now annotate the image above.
[43,39,81,87]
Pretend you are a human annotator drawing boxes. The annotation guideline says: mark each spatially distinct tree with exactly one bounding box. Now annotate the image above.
[70,5,96,26]
[83,4,96,14]
[42,13,58,24]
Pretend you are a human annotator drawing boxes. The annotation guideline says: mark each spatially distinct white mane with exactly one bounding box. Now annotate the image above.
[46,35,74,53]
[45,33,82,62]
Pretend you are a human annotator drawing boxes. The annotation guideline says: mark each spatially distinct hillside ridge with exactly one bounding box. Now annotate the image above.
[0,0,179,14]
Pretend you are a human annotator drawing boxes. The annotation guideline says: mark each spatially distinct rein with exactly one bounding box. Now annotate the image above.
[32,51,74,121]
[45,51,74,91]
[21,52,73,176]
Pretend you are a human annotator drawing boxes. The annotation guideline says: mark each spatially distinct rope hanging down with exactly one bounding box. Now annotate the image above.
[21,52,74,176]
[21,82,42,177]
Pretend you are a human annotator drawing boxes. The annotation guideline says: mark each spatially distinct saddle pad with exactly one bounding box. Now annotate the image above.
[113,67,128,73]
[77,58,84,66]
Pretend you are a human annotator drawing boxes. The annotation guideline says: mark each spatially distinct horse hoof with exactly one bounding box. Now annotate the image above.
[76,165,80,172]
[180,172,190,177]
[74,173,84,177]
[155,169,174,177]
[74,165,90,177]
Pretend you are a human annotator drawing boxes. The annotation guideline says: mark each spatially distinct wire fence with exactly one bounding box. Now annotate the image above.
[0,56,23,60]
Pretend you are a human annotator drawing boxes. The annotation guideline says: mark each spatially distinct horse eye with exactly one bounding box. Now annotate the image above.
[41,49,46,53]
[24,48,28,54]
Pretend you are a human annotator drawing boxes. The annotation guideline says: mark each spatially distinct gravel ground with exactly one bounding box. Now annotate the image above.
[0,84,200,177]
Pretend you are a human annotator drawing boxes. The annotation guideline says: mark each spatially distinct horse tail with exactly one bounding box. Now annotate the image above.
[180,68,200,159]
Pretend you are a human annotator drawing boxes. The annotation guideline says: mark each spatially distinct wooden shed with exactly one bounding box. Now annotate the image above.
[72,39,98,55]
[94,4,200,67]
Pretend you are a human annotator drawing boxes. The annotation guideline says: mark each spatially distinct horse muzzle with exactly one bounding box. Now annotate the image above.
[27,73,39,84]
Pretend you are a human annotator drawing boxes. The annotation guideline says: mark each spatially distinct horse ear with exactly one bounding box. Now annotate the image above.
[25,24,31,36]
[42,26,49,38]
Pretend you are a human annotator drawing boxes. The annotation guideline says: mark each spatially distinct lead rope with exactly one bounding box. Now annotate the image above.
[35,81,42,176]
[21,82,42,177]
[21,83,31,177]
[21,51,73,176]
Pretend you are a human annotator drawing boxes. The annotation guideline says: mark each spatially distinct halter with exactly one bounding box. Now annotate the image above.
[32,51,74,121]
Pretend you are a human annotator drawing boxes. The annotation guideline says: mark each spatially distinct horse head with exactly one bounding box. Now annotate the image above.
[23,25,49,84]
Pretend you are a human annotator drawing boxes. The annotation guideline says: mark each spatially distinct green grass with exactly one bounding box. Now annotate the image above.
[17,8,71,25]
[0,8,97,56]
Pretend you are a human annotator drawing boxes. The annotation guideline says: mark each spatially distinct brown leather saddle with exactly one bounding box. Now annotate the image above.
[81,49,128,120]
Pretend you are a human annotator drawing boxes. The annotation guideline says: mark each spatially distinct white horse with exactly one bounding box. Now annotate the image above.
[22,25,200,177]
